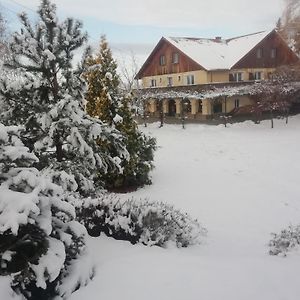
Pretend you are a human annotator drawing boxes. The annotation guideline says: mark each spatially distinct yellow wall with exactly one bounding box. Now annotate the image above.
[142,70,209,87]
[145,95,255,116]
[223,95,253,113]
[207,71,229,83]
[142,67,277,88]
[229,68,276,81]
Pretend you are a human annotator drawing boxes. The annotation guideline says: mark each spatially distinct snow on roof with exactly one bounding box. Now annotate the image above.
[165,31,271,70]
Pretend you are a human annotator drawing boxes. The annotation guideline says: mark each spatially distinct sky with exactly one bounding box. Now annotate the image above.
[0,0,285,70]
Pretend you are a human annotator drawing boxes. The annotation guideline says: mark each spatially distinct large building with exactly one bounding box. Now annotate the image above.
[136,29,299,119]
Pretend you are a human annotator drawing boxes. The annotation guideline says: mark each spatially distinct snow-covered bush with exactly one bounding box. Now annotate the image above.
[76,195,206,248]
[269,225,300,256]
[0,123,94,299]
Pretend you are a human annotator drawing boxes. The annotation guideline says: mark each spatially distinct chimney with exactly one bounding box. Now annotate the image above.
[215,36,222,42]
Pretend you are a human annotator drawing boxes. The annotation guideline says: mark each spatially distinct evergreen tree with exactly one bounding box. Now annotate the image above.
[84,37,156,190]
[0,123,94,299]
[0,0,128,196]
[85,35,120,123]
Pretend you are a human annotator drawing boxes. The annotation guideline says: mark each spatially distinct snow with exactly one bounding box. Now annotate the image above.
[165,31,271,70]
[30,237,66,289]
[0,188,40,235]
[113,113,123,123]
[70,116,300,300]
[2,116,300,299]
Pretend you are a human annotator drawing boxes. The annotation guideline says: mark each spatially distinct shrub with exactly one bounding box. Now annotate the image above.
[76,195,206,248]
[0,123,94,299]
[269,225,300,256]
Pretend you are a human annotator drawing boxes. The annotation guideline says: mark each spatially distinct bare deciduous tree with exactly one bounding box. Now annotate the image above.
[277,0,300,55]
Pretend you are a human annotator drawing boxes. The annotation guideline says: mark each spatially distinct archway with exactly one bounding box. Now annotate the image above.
[168,99,176,117]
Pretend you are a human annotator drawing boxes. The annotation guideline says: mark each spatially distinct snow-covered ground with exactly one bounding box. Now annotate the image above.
[2,116,300,299]
[71,117,300,300]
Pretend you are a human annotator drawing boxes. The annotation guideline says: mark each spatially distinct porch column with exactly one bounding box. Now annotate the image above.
[222,96,228,113]
[202,99,212,115]
[175,99,182,115]
[149,99,156,113]
[163,99,169,114]
[190,99,198,115]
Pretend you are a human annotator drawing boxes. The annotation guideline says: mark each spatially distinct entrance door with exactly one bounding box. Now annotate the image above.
[213,101,223,114]
[168,99,176,117]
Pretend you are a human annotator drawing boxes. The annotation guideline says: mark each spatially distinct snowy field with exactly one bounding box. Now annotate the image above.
[2,116,300,299]
[71,117,300,300]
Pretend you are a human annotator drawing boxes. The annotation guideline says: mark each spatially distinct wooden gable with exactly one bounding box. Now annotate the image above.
[136,38,204,79]
[231,30,299,70]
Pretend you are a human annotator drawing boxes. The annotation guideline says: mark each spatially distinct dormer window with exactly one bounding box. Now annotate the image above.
[172,52,179,64]
[159,55,166,66]
[257,48,263,59]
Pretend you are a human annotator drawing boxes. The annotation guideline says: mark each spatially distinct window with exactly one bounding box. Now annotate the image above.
[257,48,263,58]
[150,79,156,87]
[186,74,195,85]
[254,71,262,80]
[178,75,181,81]
[232,72,243,82]
[172,52,179,64]
[271,48,277,58]
[234,99,240,108]
[159,55,166,66]
[167,77,173,86]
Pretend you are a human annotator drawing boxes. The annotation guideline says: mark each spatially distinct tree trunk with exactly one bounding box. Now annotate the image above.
[143,105,147,127]
[285,108,289,124]
[270,109,274,129]
[54,133,63,162]
[159,101,164,128]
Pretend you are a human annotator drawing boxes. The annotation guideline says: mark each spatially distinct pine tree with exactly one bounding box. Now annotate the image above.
[84,37,156,190]
[0,123,94,299]
[0,0,128,196]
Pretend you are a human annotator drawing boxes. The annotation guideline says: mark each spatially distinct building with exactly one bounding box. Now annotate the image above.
[136,29,299,120]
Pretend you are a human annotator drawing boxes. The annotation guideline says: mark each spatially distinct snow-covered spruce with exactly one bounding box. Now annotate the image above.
[269,225,300,256]
[75,195,206,247]
[0,0,128,197]
[0,123,94,299]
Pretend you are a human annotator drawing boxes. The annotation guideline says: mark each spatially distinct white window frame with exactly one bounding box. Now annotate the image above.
[150,79,157,87]
[233,72,243,82]
[271,48,277,59]
[257,48,263,59]
[159,55,166,66]
[254,71,263,81]
[167,77,173,87]
[186,74,195,85]
[234,99,240,108]
[172,52,179,64]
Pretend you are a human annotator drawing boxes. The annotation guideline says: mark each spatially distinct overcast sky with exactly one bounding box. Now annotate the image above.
[1,0,285,68]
